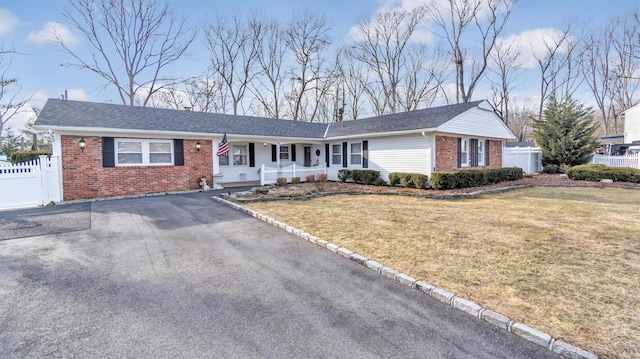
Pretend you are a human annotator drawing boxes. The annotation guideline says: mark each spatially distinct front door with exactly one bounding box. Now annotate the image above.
[304,146,311,167]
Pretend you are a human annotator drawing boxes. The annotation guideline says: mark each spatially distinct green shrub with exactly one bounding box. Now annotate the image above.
[305,174,315,183]
[10,150,51,164]
[431,167,524,190]
[411,174,429,189]
[338,169,380,185]
[559,163,571,174]
[291,176,301,184]
[388,172,429,188]
[276,177,287,187]
[388,173,401,186]
[400,173,413,188]
[566,164,640,183]
[337,169,351,182]
[543,164,559,174]
[373,177,387,186]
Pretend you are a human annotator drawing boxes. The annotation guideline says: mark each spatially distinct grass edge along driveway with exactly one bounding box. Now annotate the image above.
[246,187,640,359]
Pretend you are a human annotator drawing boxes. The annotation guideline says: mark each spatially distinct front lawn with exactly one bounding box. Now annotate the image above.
[246,187,640,359]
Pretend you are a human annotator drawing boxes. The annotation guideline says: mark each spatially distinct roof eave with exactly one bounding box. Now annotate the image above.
[325,128,437,140]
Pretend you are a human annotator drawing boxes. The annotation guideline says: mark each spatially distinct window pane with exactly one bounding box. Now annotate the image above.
[118,153,143,164]
[234,155,247,166]
[461,153,468,164]
[332,144,341,165]
[150,153,172,163]
[219,155,229,166]
[233,145,246,155]
[149,142,171,153]
[351,143,361,154]
[351,154,361,165]
[118,142,142,152]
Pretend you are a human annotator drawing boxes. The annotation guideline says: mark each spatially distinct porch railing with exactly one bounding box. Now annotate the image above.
[260,163,327,186]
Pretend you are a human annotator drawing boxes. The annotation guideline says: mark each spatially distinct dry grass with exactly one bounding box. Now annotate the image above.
[246,187,640,359]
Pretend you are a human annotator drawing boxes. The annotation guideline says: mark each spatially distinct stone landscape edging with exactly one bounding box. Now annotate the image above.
[212,193,599,359]
[224,184,533,203]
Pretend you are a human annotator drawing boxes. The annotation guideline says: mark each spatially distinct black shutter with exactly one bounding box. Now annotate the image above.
[325,143,330,167]
[291,144,297,162]
[456,138,462,168]
[342,142,348,168]
[174,139,184,166]
[362,140,368,168]
[102,137,115,167]
[271,144,277,162]
[249,143,255,167]
[485,140,490,166]
[470,139,478,167]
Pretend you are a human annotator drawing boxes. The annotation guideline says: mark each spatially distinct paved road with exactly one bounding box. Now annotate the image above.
[0,192,560,358]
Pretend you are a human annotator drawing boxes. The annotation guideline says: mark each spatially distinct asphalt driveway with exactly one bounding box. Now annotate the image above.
[0,192,560,358]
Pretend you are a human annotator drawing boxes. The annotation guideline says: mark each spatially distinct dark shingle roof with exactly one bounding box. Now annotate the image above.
[325,101,483,138]
[35,99,328,139]
[36,99,487,139]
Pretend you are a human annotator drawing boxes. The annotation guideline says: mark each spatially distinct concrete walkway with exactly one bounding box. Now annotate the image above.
[0,192,560,358]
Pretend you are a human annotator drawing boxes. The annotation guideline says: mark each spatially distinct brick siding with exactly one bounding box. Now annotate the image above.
[435,135,502,172]
[61,136,213,201]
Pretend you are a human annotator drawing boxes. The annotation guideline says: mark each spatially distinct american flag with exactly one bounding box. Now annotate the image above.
[216,132,229,156]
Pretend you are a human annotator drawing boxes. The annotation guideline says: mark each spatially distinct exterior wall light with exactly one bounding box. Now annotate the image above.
[78,137,86,152]
[195,141,201,152]
[263,142,268,148]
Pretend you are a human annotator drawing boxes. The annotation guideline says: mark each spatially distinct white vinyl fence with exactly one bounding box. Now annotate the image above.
[591,154,640,169]
[503,147,542,174]
[0,156,62,210]
[260,163,327,186]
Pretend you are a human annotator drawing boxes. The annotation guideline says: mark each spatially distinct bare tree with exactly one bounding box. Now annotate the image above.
[428,0,514,103]
[337,47,369,120]
[0,51,28,143]
[508,99,536,141]
[488,39,522,126]
[58,0,195,106]
[350,6,430,115]
[284,11,332,121]
[531,22,582,119]
[250,19,287,119]
[205,13,262,115]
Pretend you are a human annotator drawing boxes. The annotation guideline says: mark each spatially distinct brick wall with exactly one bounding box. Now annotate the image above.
[435,135,503,172]
[61,136,213,200]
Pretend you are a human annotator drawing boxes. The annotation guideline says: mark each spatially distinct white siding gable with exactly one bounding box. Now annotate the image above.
[368,134,433,181]
[624,103,640,143]
[437,101,515,139]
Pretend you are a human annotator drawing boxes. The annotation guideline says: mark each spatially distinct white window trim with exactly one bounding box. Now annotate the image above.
[280,145,289,160]
[460,138,469,167]
[331,144,341,165]
[232,144,248,166]
[115,138,173,166]
[350,142,362,166]
[477,140,485,166]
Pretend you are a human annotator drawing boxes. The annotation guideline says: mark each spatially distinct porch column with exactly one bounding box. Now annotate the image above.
[212,140,220,174]
[276,143,281,167]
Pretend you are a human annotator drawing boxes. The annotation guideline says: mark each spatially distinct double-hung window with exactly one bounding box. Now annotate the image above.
[331,144,341,165]
[350,143,362,165]
[280,146,289,160]
[232,145,247,166]
[460,138,469,167]
[477,140,484,165]
[116,139,173,166]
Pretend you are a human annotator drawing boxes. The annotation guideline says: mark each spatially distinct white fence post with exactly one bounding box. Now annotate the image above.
[292,163,296,179]
[260,164,265,186]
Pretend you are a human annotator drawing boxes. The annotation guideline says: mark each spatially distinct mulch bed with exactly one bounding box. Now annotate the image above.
[228,174,640,202]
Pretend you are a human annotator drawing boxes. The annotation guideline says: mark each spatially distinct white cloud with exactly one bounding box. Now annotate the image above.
[66,88,90,101]
[498,28,574,69]
[27,21,78,46]
[0,9,19,36]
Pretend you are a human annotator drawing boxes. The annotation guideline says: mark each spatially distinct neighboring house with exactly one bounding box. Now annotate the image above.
[623,103,640,143]
[34,99,515,201]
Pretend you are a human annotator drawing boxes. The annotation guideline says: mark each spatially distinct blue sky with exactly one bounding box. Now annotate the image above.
[1,0,639,129]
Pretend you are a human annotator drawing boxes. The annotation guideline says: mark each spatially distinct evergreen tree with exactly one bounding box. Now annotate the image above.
[532,96,599,167]
[0,127,23,157]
